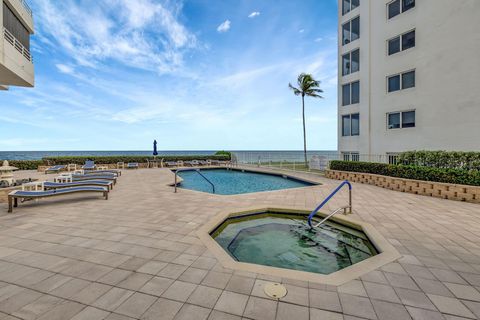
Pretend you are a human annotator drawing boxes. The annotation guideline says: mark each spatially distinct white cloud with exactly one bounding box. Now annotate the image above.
[217,20,231,33]
[314,37,323,42]
[56,64,75,75]
[299,29,305,33]
[35,0,197,74]
[248,11,260,18]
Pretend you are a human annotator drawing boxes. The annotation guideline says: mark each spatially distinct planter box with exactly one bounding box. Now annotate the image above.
[0,186,21,203]
[326,169,480,204]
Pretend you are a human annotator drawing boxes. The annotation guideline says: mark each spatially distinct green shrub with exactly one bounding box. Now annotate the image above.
[9,160,44,170]
[399,151,480,170]
[329,160,480,186]
[214,151,232,157]
[41,155,230,165]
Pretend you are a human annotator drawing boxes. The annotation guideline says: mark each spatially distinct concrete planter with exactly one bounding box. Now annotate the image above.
[326,169,480,204]
[0,186,21,203]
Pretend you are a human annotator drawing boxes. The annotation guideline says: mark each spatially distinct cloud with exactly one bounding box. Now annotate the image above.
[56,64,75,75]
[34,0,197,74]
[248,11,260,18]
[217,20,231,33]
[299,29,305,33]
[314,37,323,42]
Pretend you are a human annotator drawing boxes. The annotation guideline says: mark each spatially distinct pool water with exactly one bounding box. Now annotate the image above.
[175,168,314,195]
[212,213,377,274]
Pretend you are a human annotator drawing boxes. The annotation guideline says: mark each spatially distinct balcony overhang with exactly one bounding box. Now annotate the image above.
[0,85,9,91]
[4,0,34,34]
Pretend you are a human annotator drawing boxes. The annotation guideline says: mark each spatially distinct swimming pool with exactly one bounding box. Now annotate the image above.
[212,212,378,274]
[175,168,315,195]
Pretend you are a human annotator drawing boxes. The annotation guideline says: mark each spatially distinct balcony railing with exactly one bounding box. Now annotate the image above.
[3,27,32,62]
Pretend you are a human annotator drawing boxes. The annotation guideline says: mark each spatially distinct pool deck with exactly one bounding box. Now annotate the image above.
[0,167,479,320]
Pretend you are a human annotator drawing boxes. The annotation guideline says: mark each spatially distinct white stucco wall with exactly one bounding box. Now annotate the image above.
[338,0,480,156]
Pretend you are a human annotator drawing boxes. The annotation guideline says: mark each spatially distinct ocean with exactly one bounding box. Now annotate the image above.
[0,150,339,163]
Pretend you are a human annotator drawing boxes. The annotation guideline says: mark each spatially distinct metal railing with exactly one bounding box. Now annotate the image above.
[3,28,32,62]
[307,180,352,228]
[174,169,215,193]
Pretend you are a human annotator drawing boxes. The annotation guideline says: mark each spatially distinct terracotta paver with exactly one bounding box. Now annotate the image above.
[0,167,479,319]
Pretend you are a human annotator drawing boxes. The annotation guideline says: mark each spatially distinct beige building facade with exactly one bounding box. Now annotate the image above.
[0,0,34,89]
[338,0,480,162]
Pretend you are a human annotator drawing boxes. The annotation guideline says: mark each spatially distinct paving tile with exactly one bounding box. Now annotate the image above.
[309,289,342,313]
[70,306,110,320]
[142,297,183,320]
[158,264,189,280]
[36,300,85,320]
[276,302,309,320]
[225,275,255,295]
[98,269,133,286]
[105,313,136,320]
[310,308,344,320]
[243,296,277,320]
[115,292,157,318]
[363,281,401,303]
[208,310,242,320]
[0,289,42,314]
[463,300,480,318]
[214,291,249,316]
[414,277,454,297]
[394,287,437,310]
[385,273,419,291]
[137,261,168,275]
[187,285,222,308]
[280,284,309,306]
[117,272,153,291]
[361,271,389,285]
[338,280,367,297]
[173,304,210,320]
[459,273,480,287]
[339,293,377,320]
[49,278,91,299]
[406,306,445,320]
[427,294,475,318]
[93,287,135,311]
[371,299,411,320]
[430,268,469,284]
[12,294,63,320]
[178,267,208,284]
[71,282,112,305]
[162,281,197,302]
[139,276,174,297]
[201,271,232,289]
[444,282,480,301]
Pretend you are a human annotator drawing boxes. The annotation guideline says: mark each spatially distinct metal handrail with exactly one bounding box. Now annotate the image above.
[307,180,352,227]
[174,169,215,193]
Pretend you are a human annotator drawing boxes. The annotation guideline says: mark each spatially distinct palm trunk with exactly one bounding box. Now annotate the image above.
[302,94,307,167]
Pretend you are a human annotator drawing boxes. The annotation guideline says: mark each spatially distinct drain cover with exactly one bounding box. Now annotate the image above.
[264,283,287,299]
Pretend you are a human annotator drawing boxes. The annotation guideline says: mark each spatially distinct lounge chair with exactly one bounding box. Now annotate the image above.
[72,174,117,184]
[198,160,208,166]
[82,160,96,171]
[127,162,139,169]
[8,186,109,213]
[209,160,220,166]
[43,180,114,191]
[89,170,121,177]
[164,161,178,167]
[184,160,199,166]
[45,165,66,174]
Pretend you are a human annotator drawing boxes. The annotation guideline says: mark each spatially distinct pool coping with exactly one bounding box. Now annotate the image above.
[169,166,321,196]
[197,207,402,286]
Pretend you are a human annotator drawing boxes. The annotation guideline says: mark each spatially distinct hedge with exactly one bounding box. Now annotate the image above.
[399,151,480,170]
[329,160,480,187]
[41,155,231,165]
[8,160,44,170]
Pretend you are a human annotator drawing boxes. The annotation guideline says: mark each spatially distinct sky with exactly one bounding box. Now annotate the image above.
[0,0,339,151]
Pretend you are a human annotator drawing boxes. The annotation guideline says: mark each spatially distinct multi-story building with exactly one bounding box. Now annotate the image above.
[337,0,480,163]
[0,0,34,89]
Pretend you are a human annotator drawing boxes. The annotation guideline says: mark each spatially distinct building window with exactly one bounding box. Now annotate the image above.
[342,152,360,161]
[342,81,360,106]
[388,0,415,19]
[342,16,360,45]
[388,30,415,55]
[342,0,360,16]
[388,70,415,92]
[387,110,415,129]
[342,113,360,136]
[342,49,360,76]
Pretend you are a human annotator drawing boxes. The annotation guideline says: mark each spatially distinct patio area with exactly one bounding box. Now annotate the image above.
[0,168,479,320]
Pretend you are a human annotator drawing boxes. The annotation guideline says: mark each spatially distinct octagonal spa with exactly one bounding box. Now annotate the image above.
[198,208,401,285]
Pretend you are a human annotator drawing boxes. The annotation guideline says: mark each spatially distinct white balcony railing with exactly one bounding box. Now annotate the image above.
[3,27,32,62]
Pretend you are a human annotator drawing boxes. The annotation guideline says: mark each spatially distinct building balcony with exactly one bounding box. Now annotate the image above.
[0,27,34,87]
[4,0,34,33]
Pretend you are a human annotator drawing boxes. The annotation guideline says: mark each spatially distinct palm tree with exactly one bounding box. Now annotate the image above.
[289,73,323,166]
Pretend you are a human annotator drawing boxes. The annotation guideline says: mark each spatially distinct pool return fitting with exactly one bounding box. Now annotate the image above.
[174,168,216,194]
[307,180,352,228]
